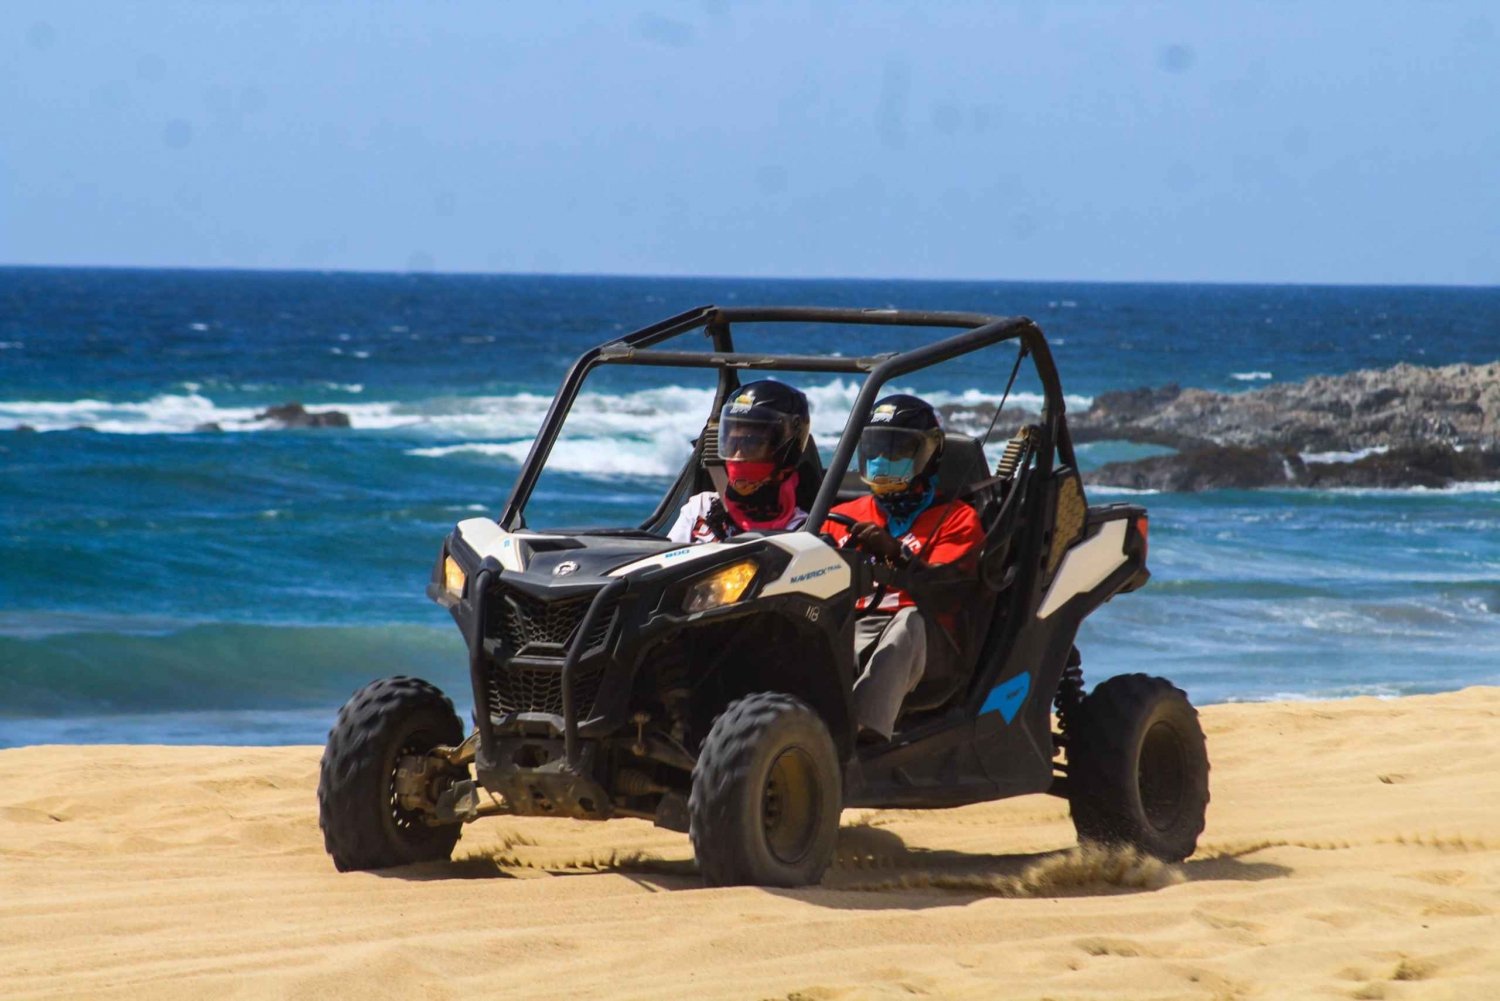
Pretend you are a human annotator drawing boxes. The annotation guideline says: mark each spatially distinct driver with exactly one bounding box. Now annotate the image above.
[668,380,811,544]
[822,394,983,741]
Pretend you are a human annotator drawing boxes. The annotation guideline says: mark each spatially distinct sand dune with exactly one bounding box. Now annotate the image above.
[3,688,1498,1000]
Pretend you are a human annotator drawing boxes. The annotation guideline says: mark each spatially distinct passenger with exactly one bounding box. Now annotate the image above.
[822,395,983,741]
[668,380,811,544]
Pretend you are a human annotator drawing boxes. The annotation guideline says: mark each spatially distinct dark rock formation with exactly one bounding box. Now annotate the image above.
[1072,361,1500,454]
[13,424,37,433]
[1086,445,1299,493]
[254,402,351,429]
[193,422,223,433]
[1296,445,1500,490]
[1085,383,1183,423]
[1075,359,1500,491]
[1085,442,1500,492]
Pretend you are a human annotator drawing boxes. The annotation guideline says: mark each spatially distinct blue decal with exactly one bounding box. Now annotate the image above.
[981,672,1031,724]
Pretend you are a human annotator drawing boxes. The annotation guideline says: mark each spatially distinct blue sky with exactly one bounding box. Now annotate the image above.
[2,2,1496,284]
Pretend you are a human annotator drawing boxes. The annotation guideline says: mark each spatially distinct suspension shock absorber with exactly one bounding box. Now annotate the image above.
[1053,646,1085,746]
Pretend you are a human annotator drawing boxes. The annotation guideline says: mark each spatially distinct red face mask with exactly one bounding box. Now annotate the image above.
[722,472,802,532]
[725,460,777,494]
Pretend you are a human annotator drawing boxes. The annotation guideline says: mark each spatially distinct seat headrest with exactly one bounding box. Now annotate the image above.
[934,433,988,499]
[792,439,824,511]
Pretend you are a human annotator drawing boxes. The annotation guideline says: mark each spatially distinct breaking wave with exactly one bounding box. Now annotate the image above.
[1087,485,1161,496]
[0,621,469,726]
[410,435,689,477]
[401,381,1093,477]
[0,380,1091,437]
[0,393,411,435]
[1312,481,1500,497]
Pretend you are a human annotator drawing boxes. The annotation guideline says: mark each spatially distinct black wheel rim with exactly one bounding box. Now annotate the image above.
[1137,720,1187,832]
[762,746,821,865]
[386,729,445,841]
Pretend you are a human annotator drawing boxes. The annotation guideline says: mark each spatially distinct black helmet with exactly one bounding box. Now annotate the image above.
[857,394,944,495]
[716,380,811,479]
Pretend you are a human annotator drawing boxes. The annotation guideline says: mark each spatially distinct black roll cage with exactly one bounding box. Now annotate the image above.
[499,305,1076,532]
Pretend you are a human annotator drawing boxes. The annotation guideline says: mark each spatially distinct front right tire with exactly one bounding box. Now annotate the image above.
[318,676,465,871]
[689,692,842,888]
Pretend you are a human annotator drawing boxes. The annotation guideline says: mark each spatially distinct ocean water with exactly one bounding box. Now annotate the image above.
[2,268,1497,747]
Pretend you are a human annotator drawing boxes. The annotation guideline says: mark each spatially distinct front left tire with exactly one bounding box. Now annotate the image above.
[689,692,842,888]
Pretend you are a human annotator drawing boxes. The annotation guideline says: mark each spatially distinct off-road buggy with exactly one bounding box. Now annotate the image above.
[317,307,1210,887]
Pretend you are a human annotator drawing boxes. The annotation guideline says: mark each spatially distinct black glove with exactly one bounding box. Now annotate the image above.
[704,497,735,541]
[848,521,904,562]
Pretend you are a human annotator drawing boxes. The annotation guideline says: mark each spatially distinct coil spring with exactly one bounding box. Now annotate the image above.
[1053,646,1085,743]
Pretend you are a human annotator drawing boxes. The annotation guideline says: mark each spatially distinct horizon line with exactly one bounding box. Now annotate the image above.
[1,261,1496,292]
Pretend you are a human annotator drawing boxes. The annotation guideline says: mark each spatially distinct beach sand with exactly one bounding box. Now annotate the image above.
[2,688,1497,1000]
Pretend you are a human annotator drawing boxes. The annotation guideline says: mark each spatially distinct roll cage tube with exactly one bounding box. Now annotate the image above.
[499,306,1072,532]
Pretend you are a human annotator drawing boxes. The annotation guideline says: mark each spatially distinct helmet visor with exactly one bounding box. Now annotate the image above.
[858,427,938,493]
[718,410,792,462]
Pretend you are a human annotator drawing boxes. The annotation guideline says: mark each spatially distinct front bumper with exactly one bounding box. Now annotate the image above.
[475,733,613,819]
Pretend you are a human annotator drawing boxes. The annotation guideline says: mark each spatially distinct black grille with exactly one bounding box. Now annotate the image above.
[499,591,591,656]
[487,663,607,719]
[485,585,618,717]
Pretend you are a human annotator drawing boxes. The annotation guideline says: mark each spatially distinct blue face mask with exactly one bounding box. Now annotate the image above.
[865,454,915,487]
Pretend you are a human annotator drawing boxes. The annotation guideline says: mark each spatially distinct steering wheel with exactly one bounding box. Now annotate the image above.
[819,512,891,614]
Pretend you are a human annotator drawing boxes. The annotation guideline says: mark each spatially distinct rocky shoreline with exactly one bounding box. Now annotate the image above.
[943,360,1500,492]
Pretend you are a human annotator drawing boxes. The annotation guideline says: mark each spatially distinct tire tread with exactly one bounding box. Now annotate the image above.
[317,675,463,872]
[1067,673,1210,862]
[689,692,840,887]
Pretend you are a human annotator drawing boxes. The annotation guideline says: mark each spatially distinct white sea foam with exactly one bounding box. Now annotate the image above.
[1231,371,1272,381]
[1308,481,1500,498]
[0,393,410,434]
[0,394,260,434]
[0,341,23,350]
[0,379,1090,444]
[402,380,1091,477]
[1225,683,1408,704]
[411,435,686,478]
[1087,485,1161,496]
[1301,445,1389,464]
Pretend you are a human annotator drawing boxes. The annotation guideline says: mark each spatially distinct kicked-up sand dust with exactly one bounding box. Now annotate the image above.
[2,688,1498,999]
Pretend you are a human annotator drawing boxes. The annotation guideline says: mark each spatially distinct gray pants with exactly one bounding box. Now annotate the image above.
[852,607,927,739]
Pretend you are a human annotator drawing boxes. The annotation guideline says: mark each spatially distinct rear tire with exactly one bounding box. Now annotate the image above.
[1066,673,1209,862]
[318,676,465,872]
[689,693,842,888]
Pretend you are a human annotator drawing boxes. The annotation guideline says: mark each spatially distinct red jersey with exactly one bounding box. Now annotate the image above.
[822,495,983,613]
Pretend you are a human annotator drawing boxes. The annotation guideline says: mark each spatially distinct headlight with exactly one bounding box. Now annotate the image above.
[443,555,466,597]
[683,560,757,614]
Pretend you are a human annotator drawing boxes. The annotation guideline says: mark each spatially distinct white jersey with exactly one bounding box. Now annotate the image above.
[667,491,808,544]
